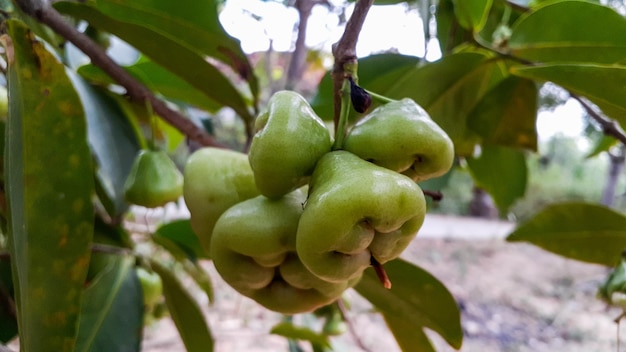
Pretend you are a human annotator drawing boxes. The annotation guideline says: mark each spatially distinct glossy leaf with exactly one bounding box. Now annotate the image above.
[152,221,214,303]
[437,0,472,55]
[81,0,257,96]
[78,60,222,113]
[152,234,215,304]
[93,217,133,250]
[586,135,618,159]
[452,0,493,32]
[468,76,538,150]
[384,51,508,155]
[0,254,17,343]
[270,321,331,349]
[466,145,527,215]
[310,54,420,120]
[76,252,141,352]
[106,92,184,153]
[4,20,94,351]
[69,73,140,218]
[475,0,522,49]
[511,63,626,125]
[383,313,436,352]
[154,219,209,261]
[509,1,626,63]
[507,202,626,266]
[354,258,463,349]
[151,259,214,352]
[54,1,255,123]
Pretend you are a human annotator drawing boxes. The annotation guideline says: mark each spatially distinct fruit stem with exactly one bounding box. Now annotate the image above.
[370,257,392,289]
[332,77,352,151]
[147,99,157,151]
[365,89,397,105]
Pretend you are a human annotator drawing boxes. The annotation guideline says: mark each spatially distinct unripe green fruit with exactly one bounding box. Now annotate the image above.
[249,90,332,199]
[183,147,260,254]
[344,98,454,182]
[296,151,426,283]
[136,267,163,308]
[124,149,183,208]
[211,189,359,314]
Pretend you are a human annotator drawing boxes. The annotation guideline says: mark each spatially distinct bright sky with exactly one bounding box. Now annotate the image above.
[219,0,439,58]
[218,0,585,142]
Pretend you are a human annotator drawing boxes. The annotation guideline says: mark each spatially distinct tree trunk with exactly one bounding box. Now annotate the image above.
[285,0,320,91]
[601,145,626,207]
[468,186,499,219]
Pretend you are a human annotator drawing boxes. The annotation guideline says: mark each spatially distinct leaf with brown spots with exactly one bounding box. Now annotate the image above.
[4,19,94,351]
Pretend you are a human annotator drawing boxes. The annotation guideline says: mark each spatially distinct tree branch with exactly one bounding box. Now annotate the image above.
[571,94,626,145]
[285,0,329,91]
[472,34,626,146]
[331,0,374,129]
[19,2,227,148]
[336,298,373,352]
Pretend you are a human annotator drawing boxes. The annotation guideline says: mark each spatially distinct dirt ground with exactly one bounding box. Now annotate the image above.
[140,215,622,352]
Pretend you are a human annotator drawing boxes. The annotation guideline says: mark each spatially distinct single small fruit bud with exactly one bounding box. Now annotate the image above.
[349,77,372,113]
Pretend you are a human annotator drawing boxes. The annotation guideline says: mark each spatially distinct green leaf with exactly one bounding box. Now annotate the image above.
[310,54,421,121]
[93,215,133,248]
[384,51,508,155]
[511,63,626,124]
[76,252,141,352]
[270,322,331,349]
[452,0,493,32]
[467,76,538,151]
[436,0,472,55]
[54,1,255,123]
[154,219,209,261]
[78,60,222,113]
[466,145,527,215]
[507,202,626,266]
[586,135,618,159]
[0,254,17,343]
[152,234,215,304]
[150,259,214,352]
[509,1,626,63]
[82,0,258,97]
[354,258,463,349]
[152,221,214,304]
[4,20,95,351]
[382,314,436,352]
[69,74,140,218]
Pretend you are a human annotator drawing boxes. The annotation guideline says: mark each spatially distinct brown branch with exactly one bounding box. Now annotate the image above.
[423,189,443,202]
[22,3,227,148]
[571,94,626,145]
[331,0,374,128]
[285,0,330,90]
[336,298,373,352]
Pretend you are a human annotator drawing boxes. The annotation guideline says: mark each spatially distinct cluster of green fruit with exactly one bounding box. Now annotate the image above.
[183,90,454,314]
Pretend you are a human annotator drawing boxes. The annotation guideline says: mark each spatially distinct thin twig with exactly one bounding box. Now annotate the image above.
[423,189,443,202]
[336,298,373,352]
[331,0,374,129]
[570,94,626,145]
[91,243,134,255]
[19,2,227,148]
